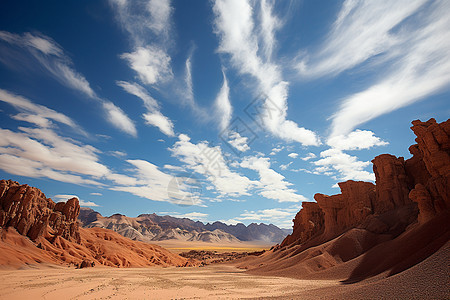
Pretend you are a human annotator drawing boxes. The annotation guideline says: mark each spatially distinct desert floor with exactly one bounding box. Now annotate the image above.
[152,240,272,254]
[0,265,340,300]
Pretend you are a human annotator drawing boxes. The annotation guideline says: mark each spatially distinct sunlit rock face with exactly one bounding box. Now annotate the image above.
[282,118,449,248]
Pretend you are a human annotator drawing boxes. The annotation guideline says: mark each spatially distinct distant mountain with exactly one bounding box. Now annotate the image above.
[78,208,289,244]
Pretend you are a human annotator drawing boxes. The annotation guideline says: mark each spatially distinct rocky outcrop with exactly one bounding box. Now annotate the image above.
[372,155,411,213]
[408,118,450,223]
[281,202,324,247]
[282,118,449,249]
[0,180,196,268]
[0,180,80,243]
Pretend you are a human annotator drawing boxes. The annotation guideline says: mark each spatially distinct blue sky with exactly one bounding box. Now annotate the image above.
[0,0,448,228]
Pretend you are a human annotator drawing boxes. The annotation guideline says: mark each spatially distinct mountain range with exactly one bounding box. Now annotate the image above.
[78,208,291,244]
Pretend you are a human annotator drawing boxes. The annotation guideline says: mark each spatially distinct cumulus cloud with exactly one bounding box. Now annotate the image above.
[111,159,203,205]
[327,130,388,150]
[222,206,299,228]
[117,81,175,136]
[227,131,250,152]
[240,155,307,202]
[170,133,256,196]
[0,31,136,136]
[163,211,209,222]
[287,153,298,159]
[301,152,316,161]
[312,148,375,182]
[279,161,292,171]
[212,0,320,146]
[53,194,99,207]
[0,93,196,205]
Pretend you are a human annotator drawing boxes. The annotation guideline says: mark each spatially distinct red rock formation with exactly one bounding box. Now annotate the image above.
[0,180,80,242]
[281,202,324,247]
[408,118,450,222]
[282,118,449,249]
[372,154,411,213]
[315,181,376,240]
[0,180,196,268]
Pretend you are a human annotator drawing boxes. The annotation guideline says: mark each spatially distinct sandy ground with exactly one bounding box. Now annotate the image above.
[0,265,338,300]
[152,240,272,254]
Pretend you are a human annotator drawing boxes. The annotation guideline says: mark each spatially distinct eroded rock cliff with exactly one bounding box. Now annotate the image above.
[282,118,449,248]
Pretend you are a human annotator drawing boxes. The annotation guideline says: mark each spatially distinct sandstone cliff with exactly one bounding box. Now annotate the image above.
[0,180,194,268]
[244,119,449,283]
[282,118,449,249]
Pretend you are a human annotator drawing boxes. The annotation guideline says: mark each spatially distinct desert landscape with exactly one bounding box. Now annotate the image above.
[1,1,450,299]
[0,118,449,299]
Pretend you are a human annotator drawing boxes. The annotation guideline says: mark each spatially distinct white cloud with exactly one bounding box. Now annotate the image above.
[117,81,175,136]
[90,192,102,196]
[143,112,175,136]
[295,0,450,136]
[121,46,173,85]
[110,0,175,87]
[109,0,172,46]
[327,130,388,150]
[301,152,316,161]
[269,145,283,155]
[312,148,375,182]
[0,32,137,136]
[170,133,256,197]
[0,89,81,131]
[214,71,232,130]
[296,0,428,78]
[279,161,292,171]
[287,153,298,158]
[165,211,209,222]
[240,155,307,202]
[0,94,192,205]
[223,206,299,228]
[117,80,159,111]
[259,0,282,60]
[111,159,203,206]
[227,131,250,152]
[102,102,137,137]
[212,0,320,146]
[53,194,99,207]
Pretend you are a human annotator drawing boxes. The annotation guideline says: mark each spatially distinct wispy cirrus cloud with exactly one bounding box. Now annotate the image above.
[0,31,137,137]
[214,71,232,131]
[110,0,174,87]
[294,0,450,136]
[117,81,175,136]
[296,0,428,79]
[212,0,320,146]
[0,89,82,132]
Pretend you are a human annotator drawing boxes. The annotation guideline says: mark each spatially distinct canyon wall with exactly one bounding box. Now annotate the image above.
[282,118,449,248]
[0,180,194,268]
